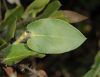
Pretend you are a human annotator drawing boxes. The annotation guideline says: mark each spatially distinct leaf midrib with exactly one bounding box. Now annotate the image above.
[31,33,67,38]
[3,53,32,62]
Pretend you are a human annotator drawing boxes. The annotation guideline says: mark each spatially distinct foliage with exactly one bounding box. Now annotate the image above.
[83,50,100,77]
[0,0,88,75]
[27,19,86,54]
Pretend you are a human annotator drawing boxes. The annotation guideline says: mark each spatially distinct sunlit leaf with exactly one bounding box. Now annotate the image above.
[27,18,86,54]
[2,43,46,65]
[3,43,37,65]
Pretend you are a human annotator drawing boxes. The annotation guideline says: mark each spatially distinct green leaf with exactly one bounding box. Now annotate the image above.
[27,18,86,54]
[38,0,61,18]
[6,18,16,41]
[0,38,7,50]
[23,0,50,18]
[83,50,100,77]
[3,43,37,65]
[4,9,15,19]
[50,11,70,22]
[83,70,95,77]
[0,6,24,31]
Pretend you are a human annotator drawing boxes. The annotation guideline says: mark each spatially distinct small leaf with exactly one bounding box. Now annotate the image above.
[27,18,86,54]
[61,10,88,23]
[0,6,24,31]
[3,43,37,65]
[83,50,100,77]
[23,0,50,18]
[50,11,70,22]
[38,0,61,18]
[6,18,16,41]
[5,6,23,20]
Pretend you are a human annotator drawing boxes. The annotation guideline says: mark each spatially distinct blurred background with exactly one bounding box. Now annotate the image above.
[0,0,100,77]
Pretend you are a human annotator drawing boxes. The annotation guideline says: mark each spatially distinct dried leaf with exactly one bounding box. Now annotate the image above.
[38,70,48,77]
[3,67,17,77]
[62,10,88,23]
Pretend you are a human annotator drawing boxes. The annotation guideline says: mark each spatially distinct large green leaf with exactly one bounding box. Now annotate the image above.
[3,43,37,65]
[27,18,86,54]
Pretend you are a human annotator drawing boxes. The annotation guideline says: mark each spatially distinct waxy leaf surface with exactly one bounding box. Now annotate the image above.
[27,19,86,54]
[3,44,36,65]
